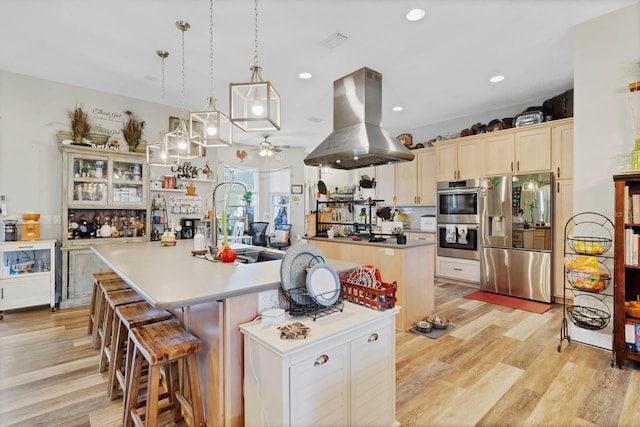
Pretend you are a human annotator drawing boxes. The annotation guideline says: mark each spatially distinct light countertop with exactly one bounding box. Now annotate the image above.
[91,241,359,309]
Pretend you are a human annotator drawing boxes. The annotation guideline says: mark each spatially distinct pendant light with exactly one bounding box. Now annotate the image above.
[229,0,281,132]
[147,50,177,167]
[165,21,202,159]
[190,0,232,148]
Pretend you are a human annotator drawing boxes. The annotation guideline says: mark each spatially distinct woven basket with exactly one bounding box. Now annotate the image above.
[88,133,109,145]
[56,130,73,144]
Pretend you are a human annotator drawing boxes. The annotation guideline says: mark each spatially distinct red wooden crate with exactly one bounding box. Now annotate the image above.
[340,279,397,311]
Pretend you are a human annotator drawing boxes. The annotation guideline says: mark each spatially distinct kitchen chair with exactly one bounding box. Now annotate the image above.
[269,224,292,250]
[249,222,269,247]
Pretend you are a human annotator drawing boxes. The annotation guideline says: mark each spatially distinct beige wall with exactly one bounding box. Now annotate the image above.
[574,2,640,217]
[0,70,184,240]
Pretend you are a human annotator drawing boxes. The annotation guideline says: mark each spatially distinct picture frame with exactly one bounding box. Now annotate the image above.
[169,116,205,157]
[291,184,303,194]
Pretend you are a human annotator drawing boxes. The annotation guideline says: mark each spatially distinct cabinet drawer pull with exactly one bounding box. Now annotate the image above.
[511,161,513,172]
[368,333,379,342]
[557,182,560,193]
[1,288,3,299]
[453,267,463,271]
[517,161,520,171]
[557,167,560,178]
[17,245,35,249]
[314,355,329,366]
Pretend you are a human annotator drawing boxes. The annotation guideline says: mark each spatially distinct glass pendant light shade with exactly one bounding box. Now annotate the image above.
[230,65,281,132]
[190,96,232,147]
[165,118,202,159]
[147,131,179,167]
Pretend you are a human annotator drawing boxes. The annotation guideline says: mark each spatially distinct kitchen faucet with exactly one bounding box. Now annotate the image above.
[211,181,249,249]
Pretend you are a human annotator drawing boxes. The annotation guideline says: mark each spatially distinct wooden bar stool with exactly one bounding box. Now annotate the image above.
[92,278,131,350]
[88,272,120,335]
[98,289,145,373]
[124,319,204,427]
[108,301,173,400]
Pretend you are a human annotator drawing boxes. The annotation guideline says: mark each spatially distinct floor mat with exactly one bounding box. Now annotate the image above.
[464,290,552,314]
[409,324,455,339]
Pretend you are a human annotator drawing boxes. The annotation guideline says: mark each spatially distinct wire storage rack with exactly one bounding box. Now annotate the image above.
[559,212,614,355]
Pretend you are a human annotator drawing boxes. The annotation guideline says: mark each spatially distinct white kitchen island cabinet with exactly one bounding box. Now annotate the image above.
[240,303,399,427]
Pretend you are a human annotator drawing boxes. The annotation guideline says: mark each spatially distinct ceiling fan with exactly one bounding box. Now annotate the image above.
[253,135,291,157]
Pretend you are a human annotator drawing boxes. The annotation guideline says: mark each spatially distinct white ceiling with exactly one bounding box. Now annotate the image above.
[1,0,637,151]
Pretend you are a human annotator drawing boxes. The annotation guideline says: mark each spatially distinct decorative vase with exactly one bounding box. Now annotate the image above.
[631,139,640,170]
[220,247,237,263]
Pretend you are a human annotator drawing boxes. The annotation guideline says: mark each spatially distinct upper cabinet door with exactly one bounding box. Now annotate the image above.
[67,153,110,206]
[435,143,458,182]
[551,121,573,180]
[110,157,146,206]
[417,149,437,206]
[395,158,418,205]
[483,133,515,176]
[457,139,483,179]
[375,164,396,204]
[515,127,551,173]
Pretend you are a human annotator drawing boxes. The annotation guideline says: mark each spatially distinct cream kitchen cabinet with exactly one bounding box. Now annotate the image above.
[435,137,483,182]
[59,144,149,308]
[0,240,56,318]
[395,147,436,205]
[375,163,396,204]
[551,118,574,180]
[241,303,399,427]
[483,125,552,175]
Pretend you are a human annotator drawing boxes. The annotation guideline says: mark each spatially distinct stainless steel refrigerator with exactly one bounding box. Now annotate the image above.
[479,172,554,303]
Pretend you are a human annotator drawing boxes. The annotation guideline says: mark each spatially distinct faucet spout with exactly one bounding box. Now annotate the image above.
[211,181,249,250]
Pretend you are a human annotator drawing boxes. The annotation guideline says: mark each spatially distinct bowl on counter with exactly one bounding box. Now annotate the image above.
[22,212,40,221]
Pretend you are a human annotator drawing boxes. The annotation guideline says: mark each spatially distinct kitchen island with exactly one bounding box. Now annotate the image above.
[307,236,435,330]
[91,241,360,427]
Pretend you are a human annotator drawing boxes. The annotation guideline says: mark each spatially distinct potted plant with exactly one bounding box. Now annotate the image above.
[122,110,146,152]
[69,106,91,144]
[396,228,407,245]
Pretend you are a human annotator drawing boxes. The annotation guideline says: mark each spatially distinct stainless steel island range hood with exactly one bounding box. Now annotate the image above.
[304,67,414,170]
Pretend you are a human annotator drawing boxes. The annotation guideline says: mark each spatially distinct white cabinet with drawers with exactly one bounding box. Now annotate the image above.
[0,240,56,317]
[240,302,399,427]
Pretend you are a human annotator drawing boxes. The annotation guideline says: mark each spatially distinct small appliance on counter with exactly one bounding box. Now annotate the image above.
[2,219,18,241]
[420,214,436,232]
[21,212,40,241]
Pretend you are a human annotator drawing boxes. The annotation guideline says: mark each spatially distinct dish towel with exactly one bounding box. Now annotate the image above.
[445,224,457,243]
[457,225,468,244]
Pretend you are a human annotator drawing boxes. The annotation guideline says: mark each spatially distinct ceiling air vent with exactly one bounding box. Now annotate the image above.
[321,33,348,49]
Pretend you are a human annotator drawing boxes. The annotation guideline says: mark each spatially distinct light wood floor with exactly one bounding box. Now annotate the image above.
[1,282,639,426]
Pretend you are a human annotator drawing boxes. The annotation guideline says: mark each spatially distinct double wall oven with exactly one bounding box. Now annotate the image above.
[436,179,481,260]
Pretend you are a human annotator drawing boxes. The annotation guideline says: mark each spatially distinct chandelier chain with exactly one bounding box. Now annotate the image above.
[181,25,186,116]
[209,0,214,97]
[253,0,259,66]
[156,51,169,99]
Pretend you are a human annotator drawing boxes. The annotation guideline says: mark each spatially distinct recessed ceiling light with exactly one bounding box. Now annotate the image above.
[406,8,426,22]
[392,106,404,112]
[298,72,312,79]
[489,75,505,83]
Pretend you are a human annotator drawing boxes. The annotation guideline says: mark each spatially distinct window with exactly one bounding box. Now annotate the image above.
[270,168,290,227]
[221,164,258,222]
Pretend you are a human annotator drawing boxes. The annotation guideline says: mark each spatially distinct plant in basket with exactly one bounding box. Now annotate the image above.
[122,110,146,152]
[68,105,91,144]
